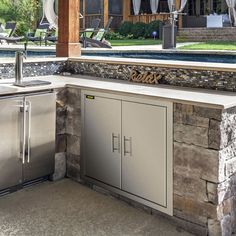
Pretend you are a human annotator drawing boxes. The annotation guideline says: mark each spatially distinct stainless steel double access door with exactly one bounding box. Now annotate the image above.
[82,91,172,208]
[0,93,56,191]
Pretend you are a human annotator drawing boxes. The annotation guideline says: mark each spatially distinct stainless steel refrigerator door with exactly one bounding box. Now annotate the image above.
[122,101,167,207]
[0,98,23,190]
[23,93,56,182]
[83,94,122,188]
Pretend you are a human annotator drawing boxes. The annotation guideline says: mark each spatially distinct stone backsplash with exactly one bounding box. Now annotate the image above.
[54,86,236,236]
[0,60,66,79]
[63,60,236,92]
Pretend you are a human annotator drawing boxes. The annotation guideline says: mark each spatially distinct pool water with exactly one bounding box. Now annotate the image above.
[0,50,235,64]
[82,52,236,64]
[0,50,55,58]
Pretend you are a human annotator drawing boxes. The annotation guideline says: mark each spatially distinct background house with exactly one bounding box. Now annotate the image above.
[80,0,231,30]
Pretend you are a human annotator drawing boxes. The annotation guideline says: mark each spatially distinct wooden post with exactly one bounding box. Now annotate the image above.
[104,0,109,27]
[123,0,130,22]
[176,0,183,29]
[56,0,81,57]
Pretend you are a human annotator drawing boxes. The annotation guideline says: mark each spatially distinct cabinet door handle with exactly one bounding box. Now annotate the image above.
[112,133,120,153]
[26,101,31,163]
[124,137,132,157]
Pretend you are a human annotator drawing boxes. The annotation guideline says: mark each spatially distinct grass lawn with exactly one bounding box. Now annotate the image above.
[110,39,161,46]
[179,41,236,51]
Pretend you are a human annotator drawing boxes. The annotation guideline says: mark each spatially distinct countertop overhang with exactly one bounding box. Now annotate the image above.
[0,75,236,109]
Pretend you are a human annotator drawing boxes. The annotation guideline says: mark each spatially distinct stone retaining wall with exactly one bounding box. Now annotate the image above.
[0,60,65,79]
[55,86,236,236]
[178,28,236,42]
[62,61,236,92]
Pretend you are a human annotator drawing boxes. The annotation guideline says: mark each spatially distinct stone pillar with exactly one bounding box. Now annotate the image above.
[56,0,81,57]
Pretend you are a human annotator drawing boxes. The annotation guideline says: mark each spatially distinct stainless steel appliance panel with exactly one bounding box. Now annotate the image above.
[0,98,23,190]
[122,101,167,207]
[23,93,56,181]
[83,94,122,188]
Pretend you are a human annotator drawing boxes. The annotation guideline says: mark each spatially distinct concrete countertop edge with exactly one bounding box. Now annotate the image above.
[1,75,236,109]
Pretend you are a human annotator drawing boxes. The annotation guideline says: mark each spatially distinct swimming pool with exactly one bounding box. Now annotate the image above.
[82,52,236,64]
[0,50,55,58]
[0,49,235,64]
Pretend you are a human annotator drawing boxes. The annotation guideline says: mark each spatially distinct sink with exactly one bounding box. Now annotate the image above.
[13,80,51,87]
[0,86,17,93]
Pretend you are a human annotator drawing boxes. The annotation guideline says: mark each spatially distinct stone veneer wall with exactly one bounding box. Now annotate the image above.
[0,60,66,79]
[63,60,236,92]
[55,86,236,236]
[178,28,236,42]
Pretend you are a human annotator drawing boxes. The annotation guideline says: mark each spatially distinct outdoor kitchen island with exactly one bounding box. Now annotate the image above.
[0,74,236,236]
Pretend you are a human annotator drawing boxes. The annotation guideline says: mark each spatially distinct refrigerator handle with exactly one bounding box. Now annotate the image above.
[22,100,27,164]
[26,101,31,163]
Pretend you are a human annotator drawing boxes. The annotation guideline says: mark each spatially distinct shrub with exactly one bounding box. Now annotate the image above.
[0,0,40,35]
[106,31,134,40]
[106,32,125,40]
[145,20,161,38]
[118,21,133,36]
[131,22,147,39]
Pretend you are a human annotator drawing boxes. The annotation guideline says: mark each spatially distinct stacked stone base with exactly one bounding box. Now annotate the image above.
[178,27,236,42]
[55,87,236,236]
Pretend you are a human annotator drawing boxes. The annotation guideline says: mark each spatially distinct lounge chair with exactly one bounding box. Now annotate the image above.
[80,17,113,48]
[0,22,23,44]
[80,18,101,38]
[26,24,50,46]
[0,22,16,37]
[45,29,58,45]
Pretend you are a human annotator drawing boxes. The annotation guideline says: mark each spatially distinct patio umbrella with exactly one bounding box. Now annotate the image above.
[132,0,141,15]
[225,0,236,26]
[150,0,160,14]
[43,0,58,29]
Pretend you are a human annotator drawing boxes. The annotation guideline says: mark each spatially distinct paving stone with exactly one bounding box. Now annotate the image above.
[207,182,218,205]
[174,142,219,182]
[174,124,208,148]
[208,219,222,236]
[51,153,66,181]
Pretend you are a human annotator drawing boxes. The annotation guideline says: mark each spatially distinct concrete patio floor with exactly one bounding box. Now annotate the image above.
[0,179,193,236]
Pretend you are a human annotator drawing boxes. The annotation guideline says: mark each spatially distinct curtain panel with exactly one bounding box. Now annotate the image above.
[225,0,236,26]
[179,0,188,12]
[150,0,160,14]
[132,0,141,15]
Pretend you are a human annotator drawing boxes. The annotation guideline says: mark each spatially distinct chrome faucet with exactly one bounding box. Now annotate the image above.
[15,51,26,85]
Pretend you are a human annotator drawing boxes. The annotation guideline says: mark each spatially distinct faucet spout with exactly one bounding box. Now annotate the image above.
[15,51,26,85]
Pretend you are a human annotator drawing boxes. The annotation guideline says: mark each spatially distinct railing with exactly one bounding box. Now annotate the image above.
[83,14,104,29]
[108,14,123,29]
[128,13,169,24]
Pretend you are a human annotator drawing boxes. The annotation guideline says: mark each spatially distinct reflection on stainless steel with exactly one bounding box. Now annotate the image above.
[14,51,26,85]
[0,92,56,191]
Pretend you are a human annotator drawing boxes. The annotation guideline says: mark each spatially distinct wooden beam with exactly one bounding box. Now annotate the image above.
[123,0,130,22]
[104,0,109,27]
[56,0,81,57]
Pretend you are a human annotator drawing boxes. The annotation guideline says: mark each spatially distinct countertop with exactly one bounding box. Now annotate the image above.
[0,75,236,109]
